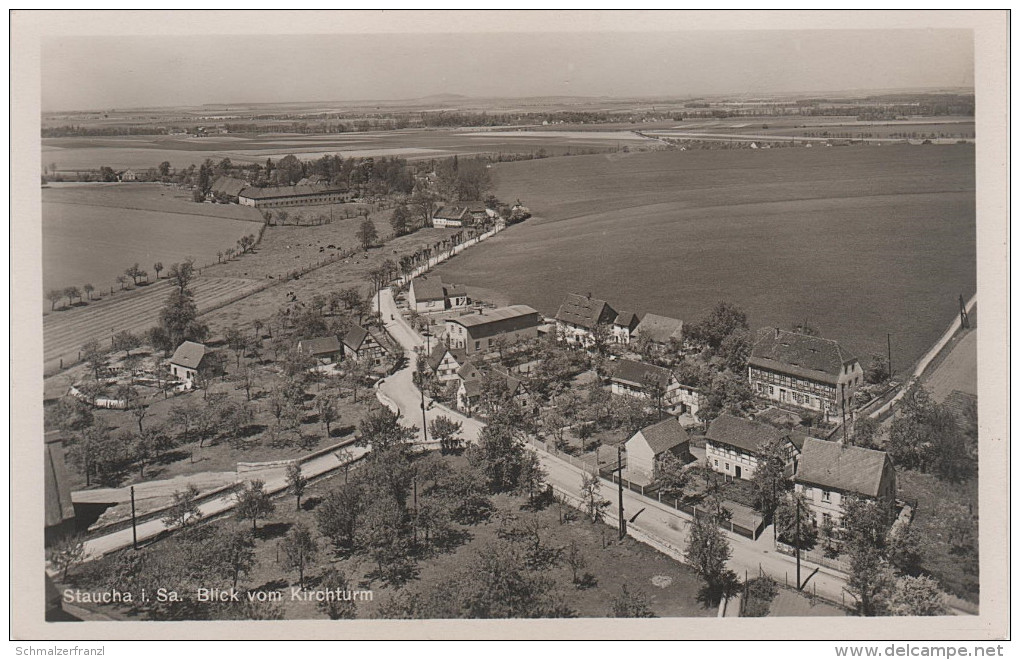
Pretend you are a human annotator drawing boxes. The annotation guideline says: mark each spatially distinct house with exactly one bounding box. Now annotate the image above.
[296,336,343,365]
[425,344,468,383]
[169,341,209,387]
[461,201,499,223]
[748,328,863,419]
[612,311,642,344]
[608,358,704,417]
[704,414,799,481]
[554,293,618,347]
[342,325,387,366]
[408,275,469,313]
[457,366,530,416]
[445,305,541,355]
[44,431,76,547]
[431,206,470,228]
[119,169,138,182]
[238,184,346,208]
[794,438,897,530]
[633,313,684,349]
[210,175,249,202]
[625,418,692,485]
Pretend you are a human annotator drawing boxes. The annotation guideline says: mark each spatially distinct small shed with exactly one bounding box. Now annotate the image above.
[297,336,343,364]
[169,341,208,386]
[625,418,692,484]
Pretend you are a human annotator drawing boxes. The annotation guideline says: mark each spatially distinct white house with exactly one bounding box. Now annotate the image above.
[554,293,619,347]
[343,325,388,367]
[624,418,692,485]
[169,341,209,387]
[608,358,705,418]
[612,311,642,344]
[425,344,468,383]
[704,414,799,481]
[408,275,469,314]
[794,438,897,530]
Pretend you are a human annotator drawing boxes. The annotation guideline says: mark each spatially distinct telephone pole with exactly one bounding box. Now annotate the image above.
[795,497,802,590]
[887,332,893,379]
[616,446,626,540]
[420,386,429,445]
[130,486,138,551]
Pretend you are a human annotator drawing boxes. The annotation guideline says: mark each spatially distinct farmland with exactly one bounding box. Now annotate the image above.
[435,143,976,369]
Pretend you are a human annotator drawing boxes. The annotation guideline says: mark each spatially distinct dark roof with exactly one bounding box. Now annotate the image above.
[433,206,469,221]
[210,176,248,197]
[44,432,74,529]
[445,283,468,298]
[796,438,892,498]
[457,361,483,381]
[705,414,791,455]
[633,418,691,455]
[490,367,524,396]
[238,184,341,200]
[411,275,446,302]
[426,344,466,372]
[636,313,684,343]
[461,378,483,398]
[343,325,369,351]
[610,358,672,389]
[614,311,641,331]
[170,341,207,370]
[554,293,617,330]
[750,329,858,385]
[447,305,541,340]
[298,336,342,356]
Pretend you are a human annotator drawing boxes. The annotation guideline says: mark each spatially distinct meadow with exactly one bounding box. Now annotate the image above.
[434,144,976,369]
[42,184,261,291]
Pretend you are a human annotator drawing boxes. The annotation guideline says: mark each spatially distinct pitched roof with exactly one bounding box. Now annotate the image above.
[490,367,524,396]
[750,329,858,385]
[610,358,673,389]
[447,305,541,340]
[238,183,341,200]
[457,361,483,381]
[554,293,618,329]
[614,311,641,331]
[170,341,207,369]
[298,336,342,356]
[342,325,369,351]
[44,432,74,529]
[426,344,466,372]
[433,206,469,221]
[211,176,248,197]
[705,414,791,455]
[633,418,691,455]
[411,275,446,302]
[444,283,468,298]
[635,313,684,343]
[796,438,892,498]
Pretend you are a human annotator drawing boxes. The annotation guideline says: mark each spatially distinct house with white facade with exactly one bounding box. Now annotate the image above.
[554,293,618,347]
[794,438,897,530]
[425,344,468,383]
[444,305,541,355]
[296,336,343,365]
[624,418,692,485]
[408,275,469,314]
[704,414,799,481]
[169,341,209,388]
[608,358,705,418]
[612,311,642,345]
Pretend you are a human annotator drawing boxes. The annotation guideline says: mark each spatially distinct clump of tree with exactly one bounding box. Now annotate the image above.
[887,385,976,482]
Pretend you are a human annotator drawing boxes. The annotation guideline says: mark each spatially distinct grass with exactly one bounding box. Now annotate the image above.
[61,451,714,620]
[435,144,976,370]
[897,469,979,604]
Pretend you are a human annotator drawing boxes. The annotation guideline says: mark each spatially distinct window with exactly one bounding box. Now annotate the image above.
[475,341,480,350]
[821,490,831,503]
[725,463,730,471]
[822,513,832,527]
[714,459,719,467]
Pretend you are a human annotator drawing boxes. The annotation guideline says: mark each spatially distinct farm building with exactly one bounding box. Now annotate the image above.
[118,169,138,182]
[633,313,684,349]
[169,341,210,387]
[608,358,704,418]
[431,206,470,228]
[425,344,469,383]
[237,183,345,208]
[457,366,530,416]
[748,328,863,419]
[612,311,642,344]
[794,438,896,530]
[554,293,618,347]
[408,275,469,313]
[704,414,799,481]
[445,305,542,355]
[44,431,76,547]
[210,176,249,202]
[461,201,499,222]
[342,325,388,366]
[624,418,692,485]
[296,336,343,365]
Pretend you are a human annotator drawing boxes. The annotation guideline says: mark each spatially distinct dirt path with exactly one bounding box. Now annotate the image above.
[921,329,977,403]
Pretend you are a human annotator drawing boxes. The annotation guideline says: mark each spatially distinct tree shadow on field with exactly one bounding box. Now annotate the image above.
[301,496,322,512]
[257,522,292,541]
[332,425,356,438]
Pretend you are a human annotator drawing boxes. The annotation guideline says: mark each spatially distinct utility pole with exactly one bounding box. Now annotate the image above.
[412,476,418,547]
[841,384,849,444]
[130,486,138,551]
[795,497,802,591]
[887,332,893,380]
[616,446,626,540]
[959,294,970,329]
[420,386,429,446]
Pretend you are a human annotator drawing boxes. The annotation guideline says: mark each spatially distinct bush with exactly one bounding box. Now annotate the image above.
[742,576,778,617]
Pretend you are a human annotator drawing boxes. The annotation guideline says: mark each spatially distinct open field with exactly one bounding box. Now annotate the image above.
[42,129,640,171]
[646,114,975,143]
[43,184,262,291]
[435,144,976,368]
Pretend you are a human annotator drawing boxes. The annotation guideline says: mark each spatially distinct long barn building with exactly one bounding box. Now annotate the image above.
[238,184,346,208]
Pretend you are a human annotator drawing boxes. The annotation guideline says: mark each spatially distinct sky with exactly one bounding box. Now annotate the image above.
[41,29,974,111]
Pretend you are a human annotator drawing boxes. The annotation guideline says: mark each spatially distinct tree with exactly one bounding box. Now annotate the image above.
[356,219,378,250]
[640,371,667,421]
[317,482,364,552]
[111,330,141,356]
[125,263,144,286]
[82,283,95,301]
[580,470,609,523]
[47,289,63,310]
[564,539,587,585]
[286,463,308,511]
[162,484,202,529]
[318,566,358,619]
[455,158,494,200]
[690,301,749,351]
[63,286,81,307]
[158,161,171,178]
[67,425,123,487]
[389,203,411,236]
[357,406,414,453]
[409,189,436,228]
[718,330,752,372]
[843,497,896,616]
[167,259,196,295]
[684,512,737,606]
[888,575,949,616]
[429,415,463,453]
[315,391,339,437]
[50,395,94,432]
[654,451,690,501]
[888,385,973,482]
[609,585,655,617]
[774,491,817,549]
[283,522,318,588]
[46,533,85,581]
[852,416,883,449]
[210,528,256,590]
[865,353,891,384]
[888,525,925,577]
[750,435,789,524]
[157,288,208,351]
[235,479,275,535]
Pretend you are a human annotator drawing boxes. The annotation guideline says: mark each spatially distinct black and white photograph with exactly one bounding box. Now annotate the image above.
[10,9,1010,644]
